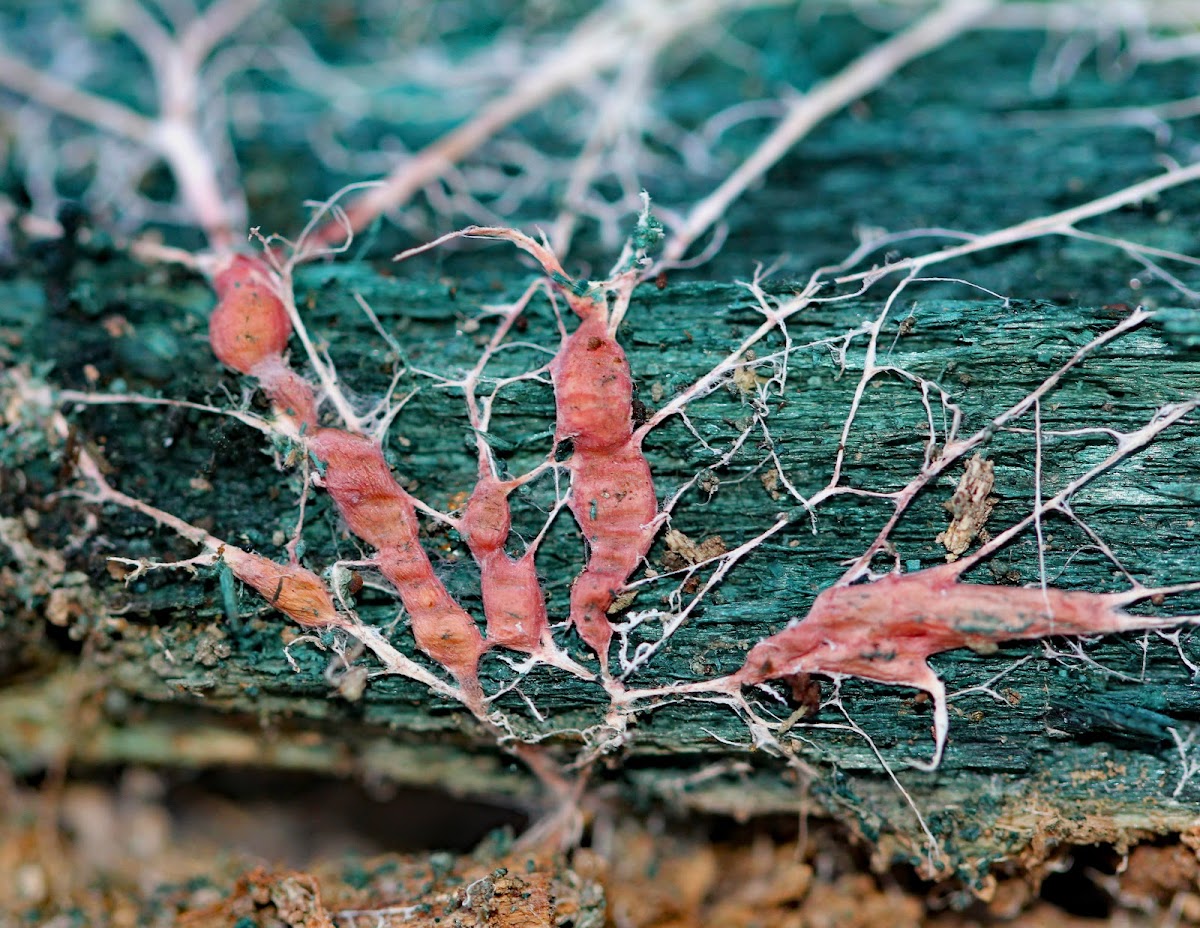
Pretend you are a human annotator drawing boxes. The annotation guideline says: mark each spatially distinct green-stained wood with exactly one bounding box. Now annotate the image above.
[3,246,1199,884]
[3,4,1200,888]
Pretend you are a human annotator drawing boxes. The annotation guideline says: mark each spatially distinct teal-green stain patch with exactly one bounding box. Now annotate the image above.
[343,861,371,889]
[956,610,1033,637]
[1052,695,1181,745]
[549,271,588,297]
[1159,482,1200,502]
[616,194,665,272]
[217,560,239,625]
[1155,308,1200,350]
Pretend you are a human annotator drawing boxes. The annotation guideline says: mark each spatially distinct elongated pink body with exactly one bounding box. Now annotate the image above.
[460,475,548,653]
[551,306,658,662]
[735,562,1191,768]
[222,547,343,628]
[551,313,635,453]
[209,255,317,427]
[566,441,657,655]
[475,548,547,652]
[309,429,485,687]
[209,255,291,375]
[736,562,1159,686]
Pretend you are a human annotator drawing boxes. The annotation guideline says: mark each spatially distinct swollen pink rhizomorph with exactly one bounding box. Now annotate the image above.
[551,296,657,667]
[206,234,1200,776]
[209,254,487,699]
[460,473,551,654]
[389,225,664,677]
[733,561,1199,769]
[205,237,666,697]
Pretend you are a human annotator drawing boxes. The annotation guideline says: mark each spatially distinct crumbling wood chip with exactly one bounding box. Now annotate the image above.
[760,467,782,500]
[662,529,728,571]
[659,529,730,595]
[175,851,598,928]
[936,454,995,561]
[730,350,768,396]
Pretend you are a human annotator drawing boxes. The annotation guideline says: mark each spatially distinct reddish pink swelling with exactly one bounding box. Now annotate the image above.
[477,551,548,652]
[550,313,635,452]
[209,255,317,429]
[551,303,658,664]
[736,562,1146,687]
[461,476,549,653]
[567,441,656,655]
[308,430,419,549]
[209,256,291,375]
[568,443,656,572]
[733,562,1191,768]
[223,547,343,628]
[309,429,486,688]
[568,572,618,657]
[207,260,486,691]
[375,543,487,685]
[459,474,513,552]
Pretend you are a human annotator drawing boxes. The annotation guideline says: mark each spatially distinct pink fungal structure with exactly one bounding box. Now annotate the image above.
[731,561,1200,769]
[460,473,551,654]
[220,546,346,631]
[16,0,1200,866]
[310,429,488,695]
[198,233,1200,774]
[208,253,490,700]
[202,232,666,701]
[209,254,317,429]
[551,291,658,666]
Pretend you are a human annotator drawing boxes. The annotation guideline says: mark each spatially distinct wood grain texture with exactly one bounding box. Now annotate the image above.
[3,247,1199,883]
[3,6,1200,892]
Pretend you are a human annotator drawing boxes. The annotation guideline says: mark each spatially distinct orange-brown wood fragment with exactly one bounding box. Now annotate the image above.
[936,454,995,561]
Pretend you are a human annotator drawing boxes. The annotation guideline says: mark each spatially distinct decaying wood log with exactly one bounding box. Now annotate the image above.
[4,244,1199,889]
